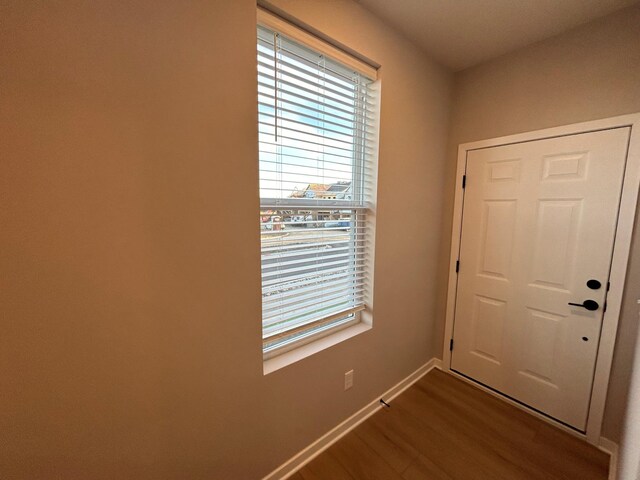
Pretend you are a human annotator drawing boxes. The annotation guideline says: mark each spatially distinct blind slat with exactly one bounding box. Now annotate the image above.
[262,256,366,282]
[259,120,360,148]
[258,40,364,86]
[259,110,365,141]
[262,293,364,326]
[259,101,359,131]
[262,245,366,267]
[263,289,367,315]
[257,58,359,102]
[258,83,372,122]
[263,277,367,309]
[262,237,367,254]
[259,118,373,152]
[257,69,377,111]
[258,126,363,155]
[261,263,367,288]
[262,270,370,296]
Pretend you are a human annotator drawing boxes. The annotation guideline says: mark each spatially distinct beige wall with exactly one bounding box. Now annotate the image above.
[444,4,640,442]
[0,0,451,478]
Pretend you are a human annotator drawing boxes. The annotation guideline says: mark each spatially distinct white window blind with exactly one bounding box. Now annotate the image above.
[257,13,378,355]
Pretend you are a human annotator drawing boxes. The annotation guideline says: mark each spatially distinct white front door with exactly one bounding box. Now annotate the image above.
[451,127,631,431]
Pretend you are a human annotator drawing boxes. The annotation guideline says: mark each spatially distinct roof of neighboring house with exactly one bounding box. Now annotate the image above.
[290,184,329,198]
[306,183,330,192]
[289,182,351,198]
[327,181,351,192]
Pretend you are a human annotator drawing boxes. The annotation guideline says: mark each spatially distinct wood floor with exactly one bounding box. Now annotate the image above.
[289,369,609,480]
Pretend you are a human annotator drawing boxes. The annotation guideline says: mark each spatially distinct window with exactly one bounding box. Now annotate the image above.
[257,10,379,358]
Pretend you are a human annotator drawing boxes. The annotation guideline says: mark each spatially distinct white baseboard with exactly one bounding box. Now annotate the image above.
[598,437,619,480]
[262,357,442,480]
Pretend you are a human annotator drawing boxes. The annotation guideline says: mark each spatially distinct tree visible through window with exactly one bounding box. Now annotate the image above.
[257,16,378,356]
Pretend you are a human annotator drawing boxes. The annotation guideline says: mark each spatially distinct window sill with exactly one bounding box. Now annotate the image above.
[263,322,372,375]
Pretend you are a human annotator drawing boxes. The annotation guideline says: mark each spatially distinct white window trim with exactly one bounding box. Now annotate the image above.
[257,8,380,370]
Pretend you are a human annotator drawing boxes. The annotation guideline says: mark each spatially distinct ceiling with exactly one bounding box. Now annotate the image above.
[354,0,639,71]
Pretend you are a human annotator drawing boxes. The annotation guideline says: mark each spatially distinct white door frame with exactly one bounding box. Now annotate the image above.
[442,113,640,445]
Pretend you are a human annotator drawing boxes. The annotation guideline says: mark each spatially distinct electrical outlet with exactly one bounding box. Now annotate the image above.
[344,370,354,390]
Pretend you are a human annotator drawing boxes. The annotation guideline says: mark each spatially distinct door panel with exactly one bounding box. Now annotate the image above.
[530,200,581,289]
[471,295,506,364]
[452,127,630,431]
[479,200,517,279]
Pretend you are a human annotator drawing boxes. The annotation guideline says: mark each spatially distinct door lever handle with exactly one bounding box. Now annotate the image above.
[568,300,599,311]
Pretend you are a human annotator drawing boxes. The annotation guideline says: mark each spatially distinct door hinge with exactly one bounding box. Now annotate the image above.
[462,175,466,189]
[603,302,607,313]
[449,339,454,351]
[607,281,610,291]
[456,260,460,273]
